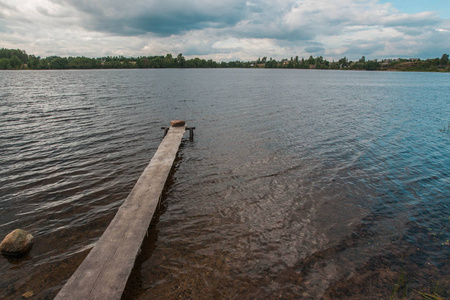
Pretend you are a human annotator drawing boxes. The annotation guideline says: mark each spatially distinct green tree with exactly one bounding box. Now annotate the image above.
[338,57,348,68]
[68,56,97,69]
[162,53,175,68]
[10,55,22,69]
[49,57,68,69]
[299,58,308,69]
[0,58,10,69]
[39,58,49,69]
[329,60,340,69]
[27,55,40,69]
[176,53,185,67]
[265,58,278,68]
[137,57,150,68]
[315,56,326,68]
[122,60,132,68]
[426,58,439,66]
[440,54,449,65]
[365,60,380,70]
[0,49,27,63]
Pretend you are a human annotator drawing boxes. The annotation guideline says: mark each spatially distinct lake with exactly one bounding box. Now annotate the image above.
[0,69,449,299]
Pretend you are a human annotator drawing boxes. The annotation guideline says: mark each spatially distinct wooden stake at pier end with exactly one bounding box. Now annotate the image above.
[170,120,186,127]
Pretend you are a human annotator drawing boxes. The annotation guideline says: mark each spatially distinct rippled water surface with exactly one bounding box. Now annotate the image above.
[0,69,449,299]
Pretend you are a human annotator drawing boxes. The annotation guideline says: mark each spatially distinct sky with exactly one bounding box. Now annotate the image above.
[0,0,449,61]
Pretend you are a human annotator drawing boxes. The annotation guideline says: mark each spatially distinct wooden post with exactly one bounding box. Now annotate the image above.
[186,127,195,140]
[55,122,187,300]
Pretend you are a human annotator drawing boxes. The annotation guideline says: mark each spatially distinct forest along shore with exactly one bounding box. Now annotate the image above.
[1,48,449,72]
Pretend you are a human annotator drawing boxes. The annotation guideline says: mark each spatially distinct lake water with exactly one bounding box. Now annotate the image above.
[0,69,449,299]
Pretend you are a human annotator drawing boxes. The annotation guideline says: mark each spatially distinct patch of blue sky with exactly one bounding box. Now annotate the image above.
[379,0,450,18]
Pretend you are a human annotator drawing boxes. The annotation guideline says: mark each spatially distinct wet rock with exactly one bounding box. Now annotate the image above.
[171,120,186,127]
[0,229,34,257]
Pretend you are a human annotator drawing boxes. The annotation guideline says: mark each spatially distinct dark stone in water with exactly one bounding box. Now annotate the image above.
[0,229,34,257]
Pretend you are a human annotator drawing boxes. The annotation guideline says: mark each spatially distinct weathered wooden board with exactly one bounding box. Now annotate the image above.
[55,125,186,300]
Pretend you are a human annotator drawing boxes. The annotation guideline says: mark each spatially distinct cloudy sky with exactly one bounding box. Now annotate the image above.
[0,0,449,61]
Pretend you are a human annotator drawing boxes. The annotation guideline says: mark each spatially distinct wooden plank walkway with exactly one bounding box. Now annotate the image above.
[55,124,187,300]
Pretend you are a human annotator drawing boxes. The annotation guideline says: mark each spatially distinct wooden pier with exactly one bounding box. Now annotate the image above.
[55,122,189,300]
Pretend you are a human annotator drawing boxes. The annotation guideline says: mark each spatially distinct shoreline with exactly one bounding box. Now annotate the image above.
[2,67,449,73]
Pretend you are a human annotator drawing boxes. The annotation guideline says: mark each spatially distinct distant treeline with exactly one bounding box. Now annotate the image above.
[0,48,449,72]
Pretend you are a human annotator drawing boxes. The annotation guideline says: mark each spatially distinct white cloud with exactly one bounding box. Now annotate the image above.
[0,0,448,60]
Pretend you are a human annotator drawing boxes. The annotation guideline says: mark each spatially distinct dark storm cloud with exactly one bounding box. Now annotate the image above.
[52,0,247,36]
[126,12,244,35]
[49,0,321,41]
[305,46,325,53]
[233,25,317,41]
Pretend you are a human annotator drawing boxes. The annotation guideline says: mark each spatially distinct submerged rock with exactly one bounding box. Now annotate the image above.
[22,291,34,298]
[171,120,185,127]
[0,229,34,257]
